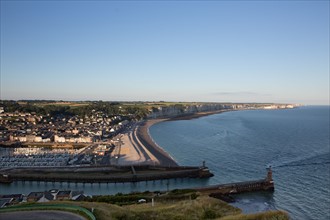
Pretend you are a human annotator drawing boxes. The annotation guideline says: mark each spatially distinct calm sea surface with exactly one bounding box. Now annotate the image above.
[149,106,330,220]
[1,106,329,219]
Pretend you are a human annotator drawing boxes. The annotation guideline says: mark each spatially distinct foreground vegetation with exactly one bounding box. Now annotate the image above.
[13,190,287,220]
[87,189,198,206]
[0,189,289,220]
[63,194,289,220]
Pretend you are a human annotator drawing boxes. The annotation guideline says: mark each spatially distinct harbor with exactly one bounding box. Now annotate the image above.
[1,116,275,195]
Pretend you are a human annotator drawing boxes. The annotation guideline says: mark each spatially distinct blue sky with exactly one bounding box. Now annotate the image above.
[1,1,329,104]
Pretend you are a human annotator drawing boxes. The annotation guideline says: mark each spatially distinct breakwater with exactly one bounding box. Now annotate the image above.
[197,167,274,195]
[0,165,213,184]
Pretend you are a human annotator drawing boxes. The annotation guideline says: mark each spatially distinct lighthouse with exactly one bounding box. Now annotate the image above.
[266,166,273,183]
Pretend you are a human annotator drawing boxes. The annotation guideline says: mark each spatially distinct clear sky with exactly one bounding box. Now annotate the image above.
[1,1,329,105]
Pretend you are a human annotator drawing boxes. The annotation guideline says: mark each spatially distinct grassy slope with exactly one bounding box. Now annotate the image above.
[52,195,289,220]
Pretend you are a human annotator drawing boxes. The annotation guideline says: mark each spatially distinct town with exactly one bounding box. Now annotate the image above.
[0,101,296,169]
[0,101,295,146]
[0,105,132,145]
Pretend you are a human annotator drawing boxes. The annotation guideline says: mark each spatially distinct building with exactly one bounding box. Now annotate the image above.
[38,192,54,202]
[0,194,23,204]
[56,190,72,200]
[49,189,59,200]
[0,198,13,208]
[27,192,54,203]
[71,191,86,201]
[54,135,66,143]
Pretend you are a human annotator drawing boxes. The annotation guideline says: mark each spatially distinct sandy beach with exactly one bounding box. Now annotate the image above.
[113,122,162,166]
[135,119,178,167]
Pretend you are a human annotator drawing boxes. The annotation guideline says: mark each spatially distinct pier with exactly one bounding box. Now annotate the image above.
[197,167,274,196]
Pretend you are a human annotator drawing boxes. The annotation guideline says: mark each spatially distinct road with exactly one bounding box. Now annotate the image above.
[0,210,87,220]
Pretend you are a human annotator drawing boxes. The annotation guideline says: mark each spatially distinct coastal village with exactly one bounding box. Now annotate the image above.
[0,107,129,144]
[0,102,295,146]
[0,101,296,168]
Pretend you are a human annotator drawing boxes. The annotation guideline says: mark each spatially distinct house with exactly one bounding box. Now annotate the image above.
[27,192,44,202]
[71,191,86,201]
[49,189,59,200]
[0,198,13,208]
[18,136,27,142]
[0,194,23,204]
[42,138,51,143]
[72,194,87,201]
[37,192,54,202]
[34,136,42,142]
[26,135,36,142]
[56,190,72,200]
[27,191,54,203]
[54,135,66,143]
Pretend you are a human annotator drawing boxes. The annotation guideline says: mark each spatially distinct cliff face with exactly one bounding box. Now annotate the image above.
[147,103,296,119]
[147,104,235,118]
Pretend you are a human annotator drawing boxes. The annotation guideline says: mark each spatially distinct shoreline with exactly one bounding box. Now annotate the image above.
[134,109,234,167]
[135,120,179,167]
[135,105,297,167]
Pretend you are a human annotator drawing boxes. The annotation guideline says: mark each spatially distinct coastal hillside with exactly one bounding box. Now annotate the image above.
[49,195,289,220]
[147,103,295,118]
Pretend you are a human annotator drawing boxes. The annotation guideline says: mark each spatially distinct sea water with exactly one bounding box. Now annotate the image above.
[1,106,329,219]
[149,106,330,220]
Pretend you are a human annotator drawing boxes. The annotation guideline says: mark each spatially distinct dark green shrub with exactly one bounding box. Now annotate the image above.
[203,208,217,219]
